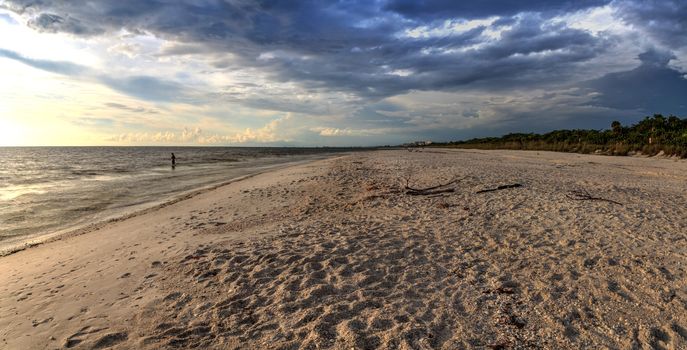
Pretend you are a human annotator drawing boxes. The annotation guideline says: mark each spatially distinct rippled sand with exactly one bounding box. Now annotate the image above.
[1,149,686,349]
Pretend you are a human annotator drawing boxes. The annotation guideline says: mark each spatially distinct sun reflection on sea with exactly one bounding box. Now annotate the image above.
[0,184,49,201]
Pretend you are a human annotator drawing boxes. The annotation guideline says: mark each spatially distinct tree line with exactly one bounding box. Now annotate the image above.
[432,114,687,158]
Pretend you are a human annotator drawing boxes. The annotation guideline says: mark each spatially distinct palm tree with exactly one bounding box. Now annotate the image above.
[611,121,622,135]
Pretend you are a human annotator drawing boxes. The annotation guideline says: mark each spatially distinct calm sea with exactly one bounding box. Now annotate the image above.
[0,147,354,253]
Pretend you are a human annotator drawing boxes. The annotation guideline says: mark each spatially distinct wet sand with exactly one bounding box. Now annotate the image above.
[1,149,686,349]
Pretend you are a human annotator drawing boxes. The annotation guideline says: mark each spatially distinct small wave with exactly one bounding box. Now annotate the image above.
[206,158,240,162]
[2,214,27,224]
[67,201,111,213]
[71,170,100,176]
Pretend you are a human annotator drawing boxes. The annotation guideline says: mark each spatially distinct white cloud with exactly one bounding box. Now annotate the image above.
[105,117,291,145]
[402,17,498,39]
[553,5,632,36]
[310,126,380,137]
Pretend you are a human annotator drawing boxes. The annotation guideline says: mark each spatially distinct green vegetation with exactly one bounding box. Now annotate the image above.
[432,114,687,158]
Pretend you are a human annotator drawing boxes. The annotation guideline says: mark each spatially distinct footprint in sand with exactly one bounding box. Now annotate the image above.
[91,332,128,349]
[63,326,106,348]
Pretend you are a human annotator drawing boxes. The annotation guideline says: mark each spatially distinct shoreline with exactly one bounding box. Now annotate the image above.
[0,155,344,257]
[2,149,686,349]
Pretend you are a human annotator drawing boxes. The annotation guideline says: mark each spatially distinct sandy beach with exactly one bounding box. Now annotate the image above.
[1,149,686,349]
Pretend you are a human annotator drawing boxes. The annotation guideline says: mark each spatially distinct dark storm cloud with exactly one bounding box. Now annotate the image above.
[226,13,606,100]
[28,12,104,35]
[412,17,606,90]
[1,0,389,47]
[384,0,610,19]
[615,0,687,48]
[583,49,687,115]
[1,0,616,99]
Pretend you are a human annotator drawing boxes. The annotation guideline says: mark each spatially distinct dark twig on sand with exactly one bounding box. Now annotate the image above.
[406,188,455,196]
[403,176,462,196]
[405,177,460,192]
[476,183,523,194]
[567,188,623,205]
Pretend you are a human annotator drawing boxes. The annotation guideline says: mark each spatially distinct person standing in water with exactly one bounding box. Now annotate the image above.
[171,153,176,168]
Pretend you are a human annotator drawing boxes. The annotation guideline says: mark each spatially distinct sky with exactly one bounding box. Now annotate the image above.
[0,0,686,146]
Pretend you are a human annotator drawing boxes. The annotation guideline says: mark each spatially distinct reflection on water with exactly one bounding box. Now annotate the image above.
[0,183,51,201]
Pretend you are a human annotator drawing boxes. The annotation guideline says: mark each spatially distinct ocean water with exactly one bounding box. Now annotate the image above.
[0,147,353,252]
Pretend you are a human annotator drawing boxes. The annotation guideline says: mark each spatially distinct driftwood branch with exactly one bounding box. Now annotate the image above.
[567,189,622,205]
[405,178,460,192]
[406,188,455,196]
[403,176,462,196]
[476,183,523,194]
